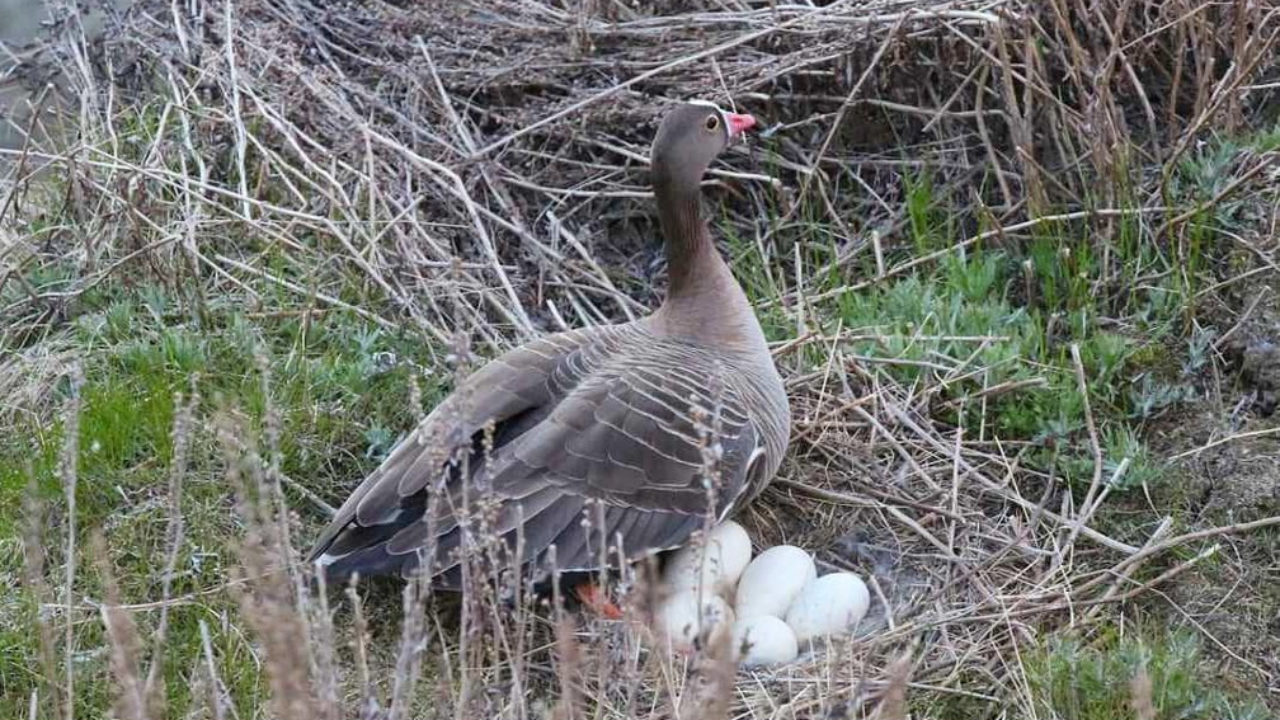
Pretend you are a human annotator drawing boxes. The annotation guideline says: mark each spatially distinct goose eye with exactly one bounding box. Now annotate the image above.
[704,114,720,132]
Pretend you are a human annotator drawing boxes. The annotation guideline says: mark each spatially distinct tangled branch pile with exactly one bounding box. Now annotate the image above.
[8,0,1271,340]
[3,0,1278,717]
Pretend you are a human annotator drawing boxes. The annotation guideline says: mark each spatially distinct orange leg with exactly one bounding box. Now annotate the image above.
[573,581,624,620]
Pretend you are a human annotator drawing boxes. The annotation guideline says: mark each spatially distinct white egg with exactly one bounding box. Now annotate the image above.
[654,589,735,654]
[783,572,870,644]
[729,615,799,667]
[663,520,753,598]
[733,545,816,619]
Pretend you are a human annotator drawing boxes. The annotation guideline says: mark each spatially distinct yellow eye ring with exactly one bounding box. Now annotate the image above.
[704,114,720,132]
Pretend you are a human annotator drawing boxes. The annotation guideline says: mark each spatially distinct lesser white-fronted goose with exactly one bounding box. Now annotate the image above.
[307,100,790,610]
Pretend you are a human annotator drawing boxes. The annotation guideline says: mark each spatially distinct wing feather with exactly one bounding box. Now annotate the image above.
[307,323,774,587]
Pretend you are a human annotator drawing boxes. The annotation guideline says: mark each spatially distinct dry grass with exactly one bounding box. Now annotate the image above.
[2,0,1278,717]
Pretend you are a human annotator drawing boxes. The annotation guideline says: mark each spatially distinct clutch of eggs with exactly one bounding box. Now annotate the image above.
[652,520,870,667]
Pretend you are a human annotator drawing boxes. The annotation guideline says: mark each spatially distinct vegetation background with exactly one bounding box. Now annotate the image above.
[0,0,1277,718]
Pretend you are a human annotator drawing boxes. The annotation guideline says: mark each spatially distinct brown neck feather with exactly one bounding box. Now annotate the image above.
[655,178,716,301]
[650,167,766,353]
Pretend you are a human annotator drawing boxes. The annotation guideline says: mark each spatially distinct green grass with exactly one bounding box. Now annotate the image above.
[0,275,448,716]
[910,628,1268,720]
[1023,629,1269,720]
[740,128,1277,495]
[725,199,1186,494]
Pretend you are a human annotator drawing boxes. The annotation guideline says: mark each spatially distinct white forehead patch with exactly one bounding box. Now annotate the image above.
[685,99,726,113]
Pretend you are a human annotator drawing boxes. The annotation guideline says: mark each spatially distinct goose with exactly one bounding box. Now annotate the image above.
[305,100,791,615]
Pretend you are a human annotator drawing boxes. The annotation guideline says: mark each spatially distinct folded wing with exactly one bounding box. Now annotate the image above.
[307,323,769,585]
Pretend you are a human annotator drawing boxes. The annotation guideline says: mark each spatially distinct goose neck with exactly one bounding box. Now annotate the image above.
[656,179,717,300]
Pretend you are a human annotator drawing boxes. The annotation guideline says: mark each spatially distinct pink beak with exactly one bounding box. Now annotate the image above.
[726,112,757,137]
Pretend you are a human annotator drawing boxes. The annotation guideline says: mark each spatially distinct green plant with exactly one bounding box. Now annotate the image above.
[1025,630,1268,720]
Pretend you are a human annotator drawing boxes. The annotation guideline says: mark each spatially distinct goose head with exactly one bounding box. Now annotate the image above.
[650,100,756,193]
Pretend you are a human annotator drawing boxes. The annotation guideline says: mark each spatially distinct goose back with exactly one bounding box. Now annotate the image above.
[309,317,788,585]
